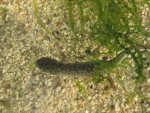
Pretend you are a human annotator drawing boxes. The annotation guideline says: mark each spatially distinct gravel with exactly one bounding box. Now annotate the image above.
[0,0,150,113]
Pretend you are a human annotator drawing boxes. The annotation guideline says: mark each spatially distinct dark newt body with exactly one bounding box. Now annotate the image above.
[36,57,95,75]
[35,51,126,75]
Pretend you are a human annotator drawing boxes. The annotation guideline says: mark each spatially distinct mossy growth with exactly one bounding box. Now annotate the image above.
[65,0,150,83]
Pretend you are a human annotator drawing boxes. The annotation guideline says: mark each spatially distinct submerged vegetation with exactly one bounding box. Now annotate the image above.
[33,0,150,83]
[66,0,150,83]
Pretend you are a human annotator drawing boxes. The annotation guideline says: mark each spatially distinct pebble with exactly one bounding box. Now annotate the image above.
[55,86,62,93]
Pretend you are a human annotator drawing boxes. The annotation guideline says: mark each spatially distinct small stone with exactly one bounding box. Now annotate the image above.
[87,96,91,100]
[85,110,89,113]
[55,86,62,93]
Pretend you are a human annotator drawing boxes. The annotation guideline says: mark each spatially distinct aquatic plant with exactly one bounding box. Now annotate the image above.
[65,0,150,83]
